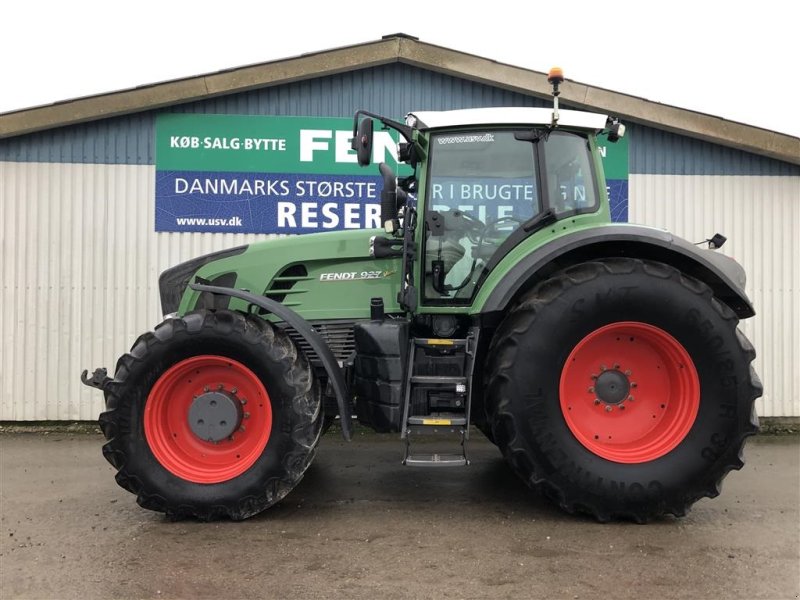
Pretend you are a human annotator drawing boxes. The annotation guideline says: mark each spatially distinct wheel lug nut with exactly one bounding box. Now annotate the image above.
[240,398,247,405]
[619,404,626,410]
[231,387,238,394]
[600,365,607,371]
[631,382,637,388]
[588,386,595,393]
[628,395,634,401]
[217,384,224,391]
[625,370,632,376]
[594,399,601,405]
[605,405,613,412]
[203,386,210,392]
[243,412,251,419]
[239,426,246,432]
[613,363,620,369]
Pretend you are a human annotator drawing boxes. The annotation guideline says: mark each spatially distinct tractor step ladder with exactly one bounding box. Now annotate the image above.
[401,333,477,467]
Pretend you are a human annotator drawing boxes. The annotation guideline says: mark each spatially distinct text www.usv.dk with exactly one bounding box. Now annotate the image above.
[175,216,244,227]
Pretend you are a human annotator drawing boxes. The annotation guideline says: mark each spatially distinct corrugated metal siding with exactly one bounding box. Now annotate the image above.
[4,162,797,419]
[629,124,799,176]
[0,64,548,166]
[0,161,273,420]
[175,63,549,117]
[629,173,800,417]
[0,113,154,166]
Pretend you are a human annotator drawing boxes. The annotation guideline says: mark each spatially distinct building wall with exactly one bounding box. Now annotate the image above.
[1,64,798,419]
[626,125,800,417]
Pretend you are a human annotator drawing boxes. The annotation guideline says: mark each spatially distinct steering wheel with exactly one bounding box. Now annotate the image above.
[477,215,524,240]
[437,209,485,242]
[438,210,525,245]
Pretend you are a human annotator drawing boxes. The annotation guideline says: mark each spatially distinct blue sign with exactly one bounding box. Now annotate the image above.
[156,171,383,234]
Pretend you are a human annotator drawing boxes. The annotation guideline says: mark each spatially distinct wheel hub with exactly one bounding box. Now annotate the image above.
[594,369,630,405]
[188,390,243,442]
[560,322,700,463]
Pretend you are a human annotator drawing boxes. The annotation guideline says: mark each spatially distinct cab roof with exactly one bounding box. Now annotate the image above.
[408,107,608,131]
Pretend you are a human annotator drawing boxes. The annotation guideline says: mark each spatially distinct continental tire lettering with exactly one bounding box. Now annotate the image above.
[719,402,737,419]
[606,479,663,499]
[570,297,586,319]
[701,432,729,462]
[628,482,646,501]
[593,286,635,309]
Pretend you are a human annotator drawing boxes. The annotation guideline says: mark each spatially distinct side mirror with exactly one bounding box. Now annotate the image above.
[352,118,374,166]
[708,233,727,250]
[607,119,626,143]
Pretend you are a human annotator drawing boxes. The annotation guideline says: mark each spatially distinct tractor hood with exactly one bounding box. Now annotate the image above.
[160,229,403,321]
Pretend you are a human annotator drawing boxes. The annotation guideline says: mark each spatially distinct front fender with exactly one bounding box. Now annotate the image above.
[477,224,754,318]
[189,283,353,440]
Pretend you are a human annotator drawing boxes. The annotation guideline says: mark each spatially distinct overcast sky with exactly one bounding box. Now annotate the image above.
[3,0,799,138]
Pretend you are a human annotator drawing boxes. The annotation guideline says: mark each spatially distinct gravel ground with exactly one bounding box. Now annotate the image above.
[1,430,798,599]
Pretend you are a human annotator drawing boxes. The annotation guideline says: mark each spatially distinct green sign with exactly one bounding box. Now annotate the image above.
[597,132,629,221]
[597,132,629,180]
[156,114,402,175]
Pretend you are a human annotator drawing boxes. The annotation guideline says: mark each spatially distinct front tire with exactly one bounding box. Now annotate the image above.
[99,309,322,520]
[486,258,761,522]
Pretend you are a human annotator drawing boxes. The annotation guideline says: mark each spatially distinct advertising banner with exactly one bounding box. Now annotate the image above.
[598,132,629,222]
[155,114,628,233]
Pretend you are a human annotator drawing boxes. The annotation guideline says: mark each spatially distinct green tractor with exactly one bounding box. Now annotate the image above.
[82,70,761,522]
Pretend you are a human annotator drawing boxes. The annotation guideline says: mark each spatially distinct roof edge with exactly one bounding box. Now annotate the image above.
[394,37,800,165]
[1,35,798,165]
[0,37,403,139]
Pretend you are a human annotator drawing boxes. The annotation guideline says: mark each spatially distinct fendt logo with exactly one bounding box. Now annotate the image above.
[319,270,392,282]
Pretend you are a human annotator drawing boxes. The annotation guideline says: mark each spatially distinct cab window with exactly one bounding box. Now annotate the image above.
[423,130,540,302]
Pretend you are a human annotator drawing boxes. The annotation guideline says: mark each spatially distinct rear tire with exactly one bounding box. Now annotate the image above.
[486,258,761,522]
[99,309,322,520]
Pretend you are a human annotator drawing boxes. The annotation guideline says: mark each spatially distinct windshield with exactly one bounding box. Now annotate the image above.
[422,129,596,303]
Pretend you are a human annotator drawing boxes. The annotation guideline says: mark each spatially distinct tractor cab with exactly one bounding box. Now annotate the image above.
[352,100,624,310]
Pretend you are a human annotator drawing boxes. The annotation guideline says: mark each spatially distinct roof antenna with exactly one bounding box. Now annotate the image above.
[548,67,564,127]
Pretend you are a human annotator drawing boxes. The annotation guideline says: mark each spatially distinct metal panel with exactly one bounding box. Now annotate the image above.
[2,163,799,419]
[0,113,155,166]
[629,173,800,417]
[0,64,547,166]
[0,161,273,420]
[178,64,547,119]
[629,124,799,176]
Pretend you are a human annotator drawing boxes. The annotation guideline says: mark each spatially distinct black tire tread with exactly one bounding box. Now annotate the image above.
[98,309,321,521]
[487,258,761,522]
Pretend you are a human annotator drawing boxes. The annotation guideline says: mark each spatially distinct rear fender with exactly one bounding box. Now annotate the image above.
[479,225,754,319]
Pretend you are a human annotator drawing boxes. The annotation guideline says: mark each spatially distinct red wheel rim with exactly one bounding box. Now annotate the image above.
[144,355,272,483]
[560,322,699,463]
